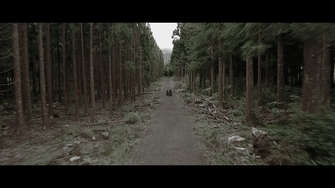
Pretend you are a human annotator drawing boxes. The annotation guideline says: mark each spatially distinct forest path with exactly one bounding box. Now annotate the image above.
[132,78,206,165]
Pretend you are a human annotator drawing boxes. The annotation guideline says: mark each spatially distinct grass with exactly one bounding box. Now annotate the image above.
[172,76,335,165]
[0,77,165,165]
[171,76,265,165]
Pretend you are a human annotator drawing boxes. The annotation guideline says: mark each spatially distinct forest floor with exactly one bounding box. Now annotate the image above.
[0,76,293,165]
[0,78,165,165]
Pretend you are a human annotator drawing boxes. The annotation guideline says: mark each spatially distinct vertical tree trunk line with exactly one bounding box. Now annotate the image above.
[321,33,331,106]
[246,56,254,126]
[38,23,48,131]
[72,24,79,121]
[46,23,54,118]
[89,23,96,123]
[99,27,105,109]
[22,23,32,125]
[62,23,68,116]
[81,23,88,114]
[229,55,234,95]
[277,34,284,109]
[258,31,262,106]
[12,23,25,135]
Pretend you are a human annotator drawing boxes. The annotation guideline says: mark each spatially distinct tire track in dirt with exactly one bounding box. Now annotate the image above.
[132,78,206,165]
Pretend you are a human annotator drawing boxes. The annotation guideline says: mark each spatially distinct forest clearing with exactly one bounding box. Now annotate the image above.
[1,23,335,165]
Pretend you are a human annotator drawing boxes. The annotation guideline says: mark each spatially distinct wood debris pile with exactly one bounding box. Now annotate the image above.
[256,106,290,125]
[193,97,233,123]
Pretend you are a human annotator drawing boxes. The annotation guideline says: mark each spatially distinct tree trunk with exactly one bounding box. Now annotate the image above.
[57,26,62,103]
[229,55,234,95]
[258,31,262,106]
[12,23,25,135]
[302,38,322,113]
[22,23,32,125]
[203,70,206,89]
[331,55,334,89]
[118,38,123,106]
[46,23,54,118]
[81,23,88,114]
[192,71,196,94]
[62,23,69,116]
[77,41,82,109]
[218,34,223,108]
[108,28,113,116]
[118,37,123,107]
[99,27,105,109]
[211,49,215,96]
[38,23,48,131]
[72,24,79,121]
[112,37,116,108]
[89,23,96,123]
[277,34,284,109]
[321,34,331,106]
[246,56,254,126]
[265,52,269,88]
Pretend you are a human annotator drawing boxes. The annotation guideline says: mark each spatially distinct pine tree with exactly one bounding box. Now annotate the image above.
[38,23,48,131]
[22,23,32,125]
[46,23,54,118]
[81,23,88,114]
[12,23,25,135]
[89,23,96,123]
[72,23,79,121]
[62,23,68,116]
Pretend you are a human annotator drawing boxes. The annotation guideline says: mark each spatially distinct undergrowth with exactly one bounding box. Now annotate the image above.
[173,76,335,165]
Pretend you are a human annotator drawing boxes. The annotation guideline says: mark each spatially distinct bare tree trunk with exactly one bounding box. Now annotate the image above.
[99,27,105,109]
[219,53,224,108]
[302,39,322,113]
[321,33,331,106]
[89,23,96,123]
[46,23,54,118]
[22,23,32,125]
[229,54,234,95]
[108,28,113,116]
[112,37,116,107]
[72,24,79,121]
[258,31,262,106]
[138,46,142,95]
[12,23,25,135]
[246,56,254,126]
[38,23,48,131]
[211,48,215,96]
[192,71,196,94]
[81,23,88,114]
[118,37,123,107]
[62,23,68,116]
[265,52,269,88]
[218,34,223,108]
[57,26,62,103]
[277,34,284,109]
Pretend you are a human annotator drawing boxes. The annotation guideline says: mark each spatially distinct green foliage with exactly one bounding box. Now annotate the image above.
[125,112,142,124]
[56,126,80,143]
[290,106,335,165]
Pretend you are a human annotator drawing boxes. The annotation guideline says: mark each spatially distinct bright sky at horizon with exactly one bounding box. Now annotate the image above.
[149,23,177,51]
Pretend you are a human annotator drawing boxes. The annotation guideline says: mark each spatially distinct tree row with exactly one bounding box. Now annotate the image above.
[170,23,335,126]
[0,23,164,135]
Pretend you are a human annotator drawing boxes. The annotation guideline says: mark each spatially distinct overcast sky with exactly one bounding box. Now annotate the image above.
[149,23,177,50]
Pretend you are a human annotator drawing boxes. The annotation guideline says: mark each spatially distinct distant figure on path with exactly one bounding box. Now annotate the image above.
[169,89,172,96]
[166,90,169,96]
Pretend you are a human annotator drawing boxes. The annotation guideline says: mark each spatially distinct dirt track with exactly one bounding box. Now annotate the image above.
[132,78,206,165]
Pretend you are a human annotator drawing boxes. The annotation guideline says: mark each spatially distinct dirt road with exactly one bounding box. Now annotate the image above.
[132,78,206,165]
